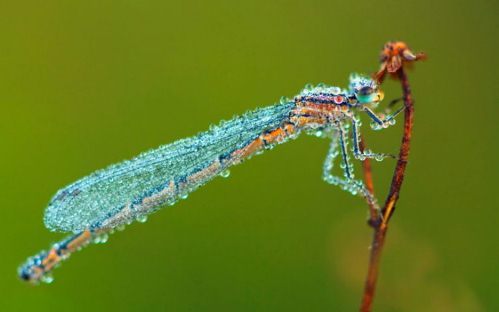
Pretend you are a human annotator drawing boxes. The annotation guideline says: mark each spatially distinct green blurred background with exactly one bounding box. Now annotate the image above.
[1,0,497,311]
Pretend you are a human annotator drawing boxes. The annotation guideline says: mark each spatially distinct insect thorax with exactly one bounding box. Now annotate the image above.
[291,85,354,131]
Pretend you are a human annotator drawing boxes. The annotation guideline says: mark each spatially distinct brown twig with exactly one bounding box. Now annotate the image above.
[359,42,424,312]
[359,137,377,222]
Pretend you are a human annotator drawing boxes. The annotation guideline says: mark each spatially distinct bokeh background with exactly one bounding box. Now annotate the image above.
[1,0,497,311]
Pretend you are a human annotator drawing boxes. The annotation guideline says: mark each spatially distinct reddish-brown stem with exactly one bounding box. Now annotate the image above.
[359,61,417,311]
[381,68,414,223]
[360,223,388,312]
[359,137,377,222]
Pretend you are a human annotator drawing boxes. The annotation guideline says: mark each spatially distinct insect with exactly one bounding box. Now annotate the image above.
[18,74,403,284]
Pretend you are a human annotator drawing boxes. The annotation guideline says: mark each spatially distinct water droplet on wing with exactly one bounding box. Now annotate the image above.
[219,169,231,178]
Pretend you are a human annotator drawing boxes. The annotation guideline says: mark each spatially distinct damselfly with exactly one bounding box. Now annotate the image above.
[19,74,402,284]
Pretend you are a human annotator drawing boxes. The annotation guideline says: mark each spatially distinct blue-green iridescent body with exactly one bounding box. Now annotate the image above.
[19,74,400,284]
[45,102,295,233]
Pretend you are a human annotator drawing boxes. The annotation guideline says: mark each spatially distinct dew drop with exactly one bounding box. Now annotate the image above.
[180,193,189,200]
[117,224,126,232]
[315,130,323,137]
[94,233,109,244]
[41,274,54,284]
[279,96,290,104]
[137,215,148,223]
[219,169,231,178]
[371,122,382,131]
[100,233,109,243]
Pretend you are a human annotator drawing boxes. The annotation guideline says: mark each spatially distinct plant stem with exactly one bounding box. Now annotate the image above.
[359,63,416,311]
[359,137,377,222]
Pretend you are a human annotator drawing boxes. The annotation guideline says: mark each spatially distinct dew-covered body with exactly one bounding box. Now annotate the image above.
[19,74,401,284]
[45,102,296,233]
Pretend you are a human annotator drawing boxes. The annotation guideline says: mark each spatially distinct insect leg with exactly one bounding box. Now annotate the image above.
[385,97,402,114]
[321,122,380,210]
[322,131,344,185]
[350,117,394,161]
[363,106,403,130]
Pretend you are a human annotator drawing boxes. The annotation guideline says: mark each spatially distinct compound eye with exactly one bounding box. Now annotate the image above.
[358,86,374,96]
